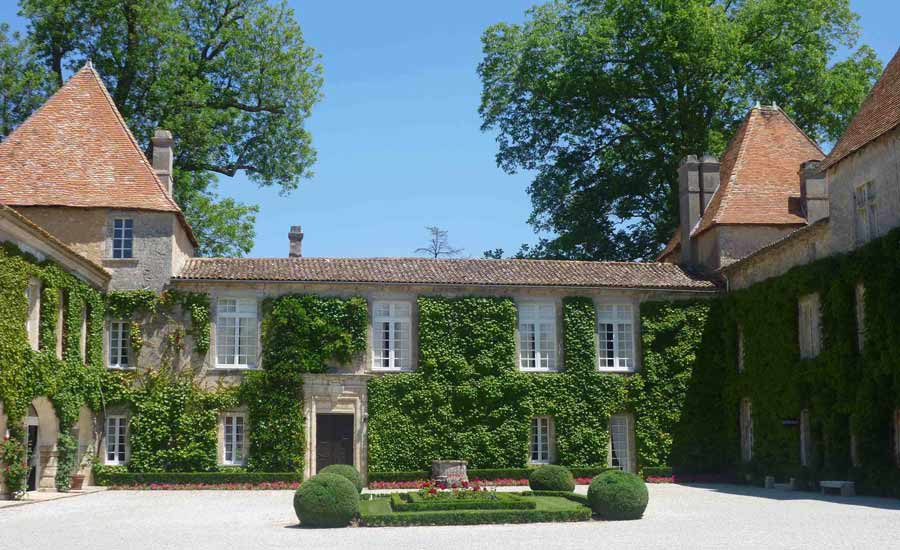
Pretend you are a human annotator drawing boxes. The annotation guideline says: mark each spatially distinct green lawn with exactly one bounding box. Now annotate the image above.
[359,493,592,527]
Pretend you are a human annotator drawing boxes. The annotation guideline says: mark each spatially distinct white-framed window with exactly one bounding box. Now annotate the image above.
[216,298,258,368]
[530,416,552,464]
[372,301,411,370]
[798,294,821,359]
[223,414,246,466]
[855,283,865,352]
[111,218,134,259]
[854,181,878,246]
[56,289,66,360]
[740,398,753,462]
[608,413,634,472]
[108,320,130,369]
[105,415,127,465]
[598,304,635,371]
[518,303,557,371]
[25,278,40,350]
[737,324,745,373]
[800,409,811,467]
[80,305,89,362]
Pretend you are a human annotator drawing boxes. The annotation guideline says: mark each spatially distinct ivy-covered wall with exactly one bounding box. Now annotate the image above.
[0,242,106,495]
[674,227,900,497]
[368,296,711,472]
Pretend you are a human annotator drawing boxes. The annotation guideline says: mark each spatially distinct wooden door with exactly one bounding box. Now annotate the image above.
[315,414,353,473]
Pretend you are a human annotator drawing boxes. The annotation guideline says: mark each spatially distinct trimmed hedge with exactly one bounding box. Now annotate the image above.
[641,466,673,478]
[390,492,535,512]
[320,464,364,493]
[587,470,649,520]
[368,466,610,483]
[293,473,360,528]
[93,469,303,486]
[521,490,591,506]
[361,506,591,527]
[528,465,575,491]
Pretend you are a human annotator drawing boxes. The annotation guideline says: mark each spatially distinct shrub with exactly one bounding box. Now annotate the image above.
[319,464,364,492]
[528,465,575,492]
[293,473,359,528]
[91,468,303,486]
[587,470,649,520]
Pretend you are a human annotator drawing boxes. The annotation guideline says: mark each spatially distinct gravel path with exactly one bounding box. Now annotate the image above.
[3,483,899,550]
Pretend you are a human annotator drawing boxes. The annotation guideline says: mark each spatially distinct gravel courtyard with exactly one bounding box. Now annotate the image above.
[3,484,899,550]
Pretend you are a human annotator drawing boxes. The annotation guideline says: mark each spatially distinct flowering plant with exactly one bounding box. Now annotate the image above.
[0,435,28,499]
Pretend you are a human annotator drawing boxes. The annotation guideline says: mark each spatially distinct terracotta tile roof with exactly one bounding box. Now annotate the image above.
[0,63,197,245]
[693,106,824,236]
[821,48,900,171]
[0,204,109,285]
[174,257,719,291]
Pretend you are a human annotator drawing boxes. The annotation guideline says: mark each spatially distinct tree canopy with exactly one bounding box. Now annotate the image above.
[479,0,882,260]
[8,0,323,256]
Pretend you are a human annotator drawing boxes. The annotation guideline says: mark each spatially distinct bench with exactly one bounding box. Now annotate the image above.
[820,480,855,497]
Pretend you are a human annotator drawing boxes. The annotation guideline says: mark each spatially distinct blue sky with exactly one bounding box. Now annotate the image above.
[1,1,898,258]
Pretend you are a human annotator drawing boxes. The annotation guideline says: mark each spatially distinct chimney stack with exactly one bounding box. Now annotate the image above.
[800,161,828,224]
[678,154,720,266]
[151,129,174,196]
[288,226,304,257]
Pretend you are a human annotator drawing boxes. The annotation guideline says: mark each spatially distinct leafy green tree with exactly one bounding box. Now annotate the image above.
[16,0,323,256]
[0,24,55,137]
[479,0,882,261]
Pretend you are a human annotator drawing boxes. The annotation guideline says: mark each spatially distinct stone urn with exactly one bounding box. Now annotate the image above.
[432,460,468,485]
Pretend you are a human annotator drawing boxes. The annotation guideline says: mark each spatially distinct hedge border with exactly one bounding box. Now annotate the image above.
[361,506,592,527]
[390,492,535,512]
[520,490,591,506]
[93,469,303,486]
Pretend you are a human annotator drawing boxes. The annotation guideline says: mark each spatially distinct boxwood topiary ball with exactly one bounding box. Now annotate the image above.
[528,464,576,492]
[587,470,649,520]
[319,464,364,493]
[293,473,360,527]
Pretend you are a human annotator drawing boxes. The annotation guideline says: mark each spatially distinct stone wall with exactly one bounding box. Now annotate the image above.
[826,126,900,254]
[724,223,828,290]
[172,279,715,387]
[15,206,184,291]
[694,224,800,271]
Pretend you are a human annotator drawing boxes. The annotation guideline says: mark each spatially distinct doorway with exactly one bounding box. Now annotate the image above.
[315,414,353,473]
[25,412,39,492]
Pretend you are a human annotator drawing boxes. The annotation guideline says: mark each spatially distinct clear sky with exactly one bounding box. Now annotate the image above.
[1,1,898,259]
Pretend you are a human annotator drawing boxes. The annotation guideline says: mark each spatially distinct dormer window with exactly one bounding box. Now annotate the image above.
[112,218,133,259]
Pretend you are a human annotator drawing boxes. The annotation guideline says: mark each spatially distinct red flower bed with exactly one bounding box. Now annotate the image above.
[110,481,302,491]
[645,475,676,484]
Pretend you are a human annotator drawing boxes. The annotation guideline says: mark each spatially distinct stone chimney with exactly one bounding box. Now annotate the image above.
[678,154,720,265]
[800,160,828,224]
[288,226,304,257]
[699,153,720,214]
[151,129,174,196]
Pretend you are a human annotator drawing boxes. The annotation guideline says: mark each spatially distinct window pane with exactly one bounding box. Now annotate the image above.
[610,415,630,471]
[372,302,411,369]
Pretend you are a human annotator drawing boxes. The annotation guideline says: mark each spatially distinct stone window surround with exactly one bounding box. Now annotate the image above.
[608,412,636,473]
[371,300,413,372]
[798,293,822,359]
[111,217,134,259]
[516,301,561,372]
[596,297,640,373]
[529,415,555,464]
[25,277,40,351]
[211,292,261,370]
[103,413,129,466]
[107,319,133,370]
[218,408,249,466]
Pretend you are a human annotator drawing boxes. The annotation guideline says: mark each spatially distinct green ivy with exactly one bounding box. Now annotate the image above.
[674,226,900,497]
[239,294,368,472]
[0,242,106,495]
[368,296,702,473]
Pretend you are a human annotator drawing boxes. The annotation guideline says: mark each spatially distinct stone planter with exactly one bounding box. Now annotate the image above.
[432,460,468,485]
